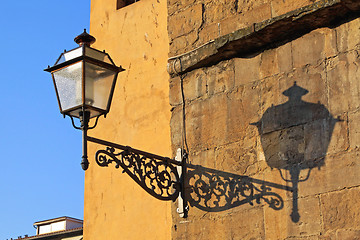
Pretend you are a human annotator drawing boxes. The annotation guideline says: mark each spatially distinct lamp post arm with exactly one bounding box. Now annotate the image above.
[86,136,185,203]
[87,136,182,166]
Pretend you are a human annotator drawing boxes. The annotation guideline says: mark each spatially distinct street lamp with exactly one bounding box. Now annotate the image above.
[45,29,124,170]
[45,30,187,216]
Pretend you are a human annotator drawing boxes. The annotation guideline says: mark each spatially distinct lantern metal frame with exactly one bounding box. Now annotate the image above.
[45,30,188,218]
[45,31,124,120]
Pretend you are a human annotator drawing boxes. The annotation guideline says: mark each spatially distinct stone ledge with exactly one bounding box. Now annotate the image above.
[167,0,360,76]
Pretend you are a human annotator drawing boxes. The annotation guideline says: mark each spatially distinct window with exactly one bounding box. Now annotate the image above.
[117,0,139,9]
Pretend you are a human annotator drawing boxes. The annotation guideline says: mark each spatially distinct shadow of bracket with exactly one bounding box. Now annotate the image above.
[186,164,292,212]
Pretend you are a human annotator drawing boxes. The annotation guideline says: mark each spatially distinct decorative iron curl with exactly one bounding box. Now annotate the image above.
[95,147,180,201]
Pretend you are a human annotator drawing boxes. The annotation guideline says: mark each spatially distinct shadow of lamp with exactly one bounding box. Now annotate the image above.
[44,30,187,217]
[251,82,338,222]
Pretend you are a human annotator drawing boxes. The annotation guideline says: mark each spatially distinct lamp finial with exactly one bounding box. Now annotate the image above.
[74,29,96,47]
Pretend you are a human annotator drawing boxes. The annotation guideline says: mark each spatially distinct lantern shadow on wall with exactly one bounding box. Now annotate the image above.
[251,82,339,222]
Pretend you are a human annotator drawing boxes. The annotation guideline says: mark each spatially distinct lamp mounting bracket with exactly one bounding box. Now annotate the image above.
[87,136,188,217]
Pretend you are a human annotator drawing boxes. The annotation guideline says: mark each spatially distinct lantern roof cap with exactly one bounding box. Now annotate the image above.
[74,29,96,47]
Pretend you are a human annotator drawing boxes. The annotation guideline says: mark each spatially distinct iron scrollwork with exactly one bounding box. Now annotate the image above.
[93,142,181,202]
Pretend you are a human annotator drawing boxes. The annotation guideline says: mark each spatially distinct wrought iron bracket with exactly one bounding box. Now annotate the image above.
[87,136,187,217]
[69,110,188,217]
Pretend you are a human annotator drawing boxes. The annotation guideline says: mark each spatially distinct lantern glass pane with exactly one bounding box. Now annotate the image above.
[85,47,112,64]
[85,62,116,111]
[55,47,82,65]
[53,61,83,112]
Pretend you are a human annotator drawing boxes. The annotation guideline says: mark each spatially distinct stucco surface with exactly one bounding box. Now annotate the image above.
[84,0,172,239]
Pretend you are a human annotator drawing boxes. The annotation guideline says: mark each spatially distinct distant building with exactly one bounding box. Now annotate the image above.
[14,217,83,240]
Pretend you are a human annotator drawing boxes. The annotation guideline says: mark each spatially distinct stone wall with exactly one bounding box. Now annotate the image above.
[168,0,318,56]
[168,0,360,239]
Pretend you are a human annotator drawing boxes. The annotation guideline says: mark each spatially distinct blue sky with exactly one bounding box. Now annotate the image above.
[0,1,90,238]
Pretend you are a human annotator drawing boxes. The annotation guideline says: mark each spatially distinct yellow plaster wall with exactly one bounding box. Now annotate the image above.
[84,0,171,239]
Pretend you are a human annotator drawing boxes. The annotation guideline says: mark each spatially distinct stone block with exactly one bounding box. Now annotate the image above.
[335,17,360,53]
[169,76,182,106]
[320,229,360,240]
[349,110,360,150]
[203,0,238,25]
[277,41,293,74]
[226,82,261,143]
[198,22,220,44]
[184,94,229,152]
[241,3,272,25]
[326,113,349,155]
[304,117,340,161]
[264,195,321,239]
[292,28,336,68]
[183,101,202,152]
[292,32,324,68]
[239,41,293,83]
[170,106,183,152]
[199,94,228,148]
[219,3,271,36]
[167,0,197,16]
[259,125,306,170]
[320,187,360,232]
[327,51,360,115]
[317,27,337,59]
[288,63,327,105]
[326,56,350,114]
[218,15,247,37]
[173,206,265,240]
[260,48,280,79]
[168,4,203,40]
[259,75,282,117]
[220,206,265,239]
[298,150,360,198]
[187,147,216,169]
[169,30,198,56]
[234,54,261,86]
[248,147,270,177]
[206,60,235,95]
[214,138,258,175]
[278,63,328,106]
[236,0,268,14]
[183,67,207,101]
[270,0,316,17]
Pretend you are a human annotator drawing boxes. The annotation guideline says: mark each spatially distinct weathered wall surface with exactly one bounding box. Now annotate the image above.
[168,0,318,56]
[169,0,360,239]
[85,0,172,239]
